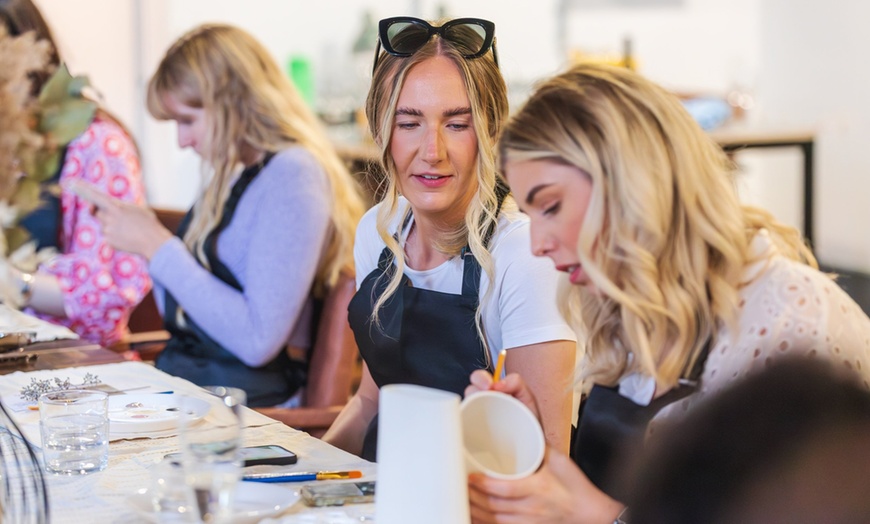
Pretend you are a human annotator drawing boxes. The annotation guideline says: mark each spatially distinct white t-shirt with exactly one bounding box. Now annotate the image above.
[354,198,577,365]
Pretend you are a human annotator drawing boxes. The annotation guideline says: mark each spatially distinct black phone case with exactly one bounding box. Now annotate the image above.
[166,446,298,467]
[243,454,297,467]
[242,445,298,467]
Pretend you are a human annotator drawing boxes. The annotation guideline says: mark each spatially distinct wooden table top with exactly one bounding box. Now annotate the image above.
[0,338,126,375]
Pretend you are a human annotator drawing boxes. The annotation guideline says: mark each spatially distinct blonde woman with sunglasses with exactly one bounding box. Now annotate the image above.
[324,17,576,461]
[82,24,365,407]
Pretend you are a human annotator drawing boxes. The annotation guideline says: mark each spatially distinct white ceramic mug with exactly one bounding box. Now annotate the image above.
[460,391,546,480]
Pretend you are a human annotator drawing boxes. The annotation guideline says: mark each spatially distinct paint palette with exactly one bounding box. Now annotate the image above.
[108,394,209,433]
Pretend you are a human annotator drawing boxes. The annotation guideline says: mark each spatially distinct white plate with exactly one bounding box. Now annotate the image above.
[128,482,298,524]
[108,394,209,433]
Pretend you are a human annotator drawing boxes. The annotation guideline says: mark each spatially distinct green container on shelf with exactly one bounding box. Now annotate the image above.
[287,55,315,108]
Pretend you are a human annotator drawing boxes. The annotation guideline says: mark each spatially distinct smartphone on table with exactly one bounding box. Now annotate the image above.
[165,444,298,467]
[238,445,298,466]
[302,481,376,507]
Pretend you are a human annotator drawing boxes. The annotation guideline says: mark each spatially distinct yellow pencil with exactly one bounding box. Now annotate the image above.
[493,349,507,383]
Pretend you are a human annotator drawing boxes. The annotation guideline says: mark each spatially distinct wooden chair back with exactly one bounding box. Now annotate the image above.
[302,271,358,407]
[256,272,360,436]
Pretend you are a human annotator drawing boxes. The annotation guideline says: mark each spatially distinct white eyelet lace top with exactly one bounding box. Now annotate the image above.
[622,230,870,430]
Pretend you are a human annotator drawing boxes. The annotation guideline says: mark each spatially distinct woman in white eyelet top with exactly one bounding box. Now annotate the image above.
[465,64,870,524]
[652,230,870,430]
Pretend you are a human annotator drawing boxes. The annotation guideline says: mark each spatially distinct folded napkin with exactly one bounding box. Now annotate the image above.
[0,303,78,342]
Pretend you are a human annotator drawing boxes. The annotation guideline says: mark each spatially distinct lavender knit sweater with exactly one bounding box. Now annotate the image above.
[149,147,331,368]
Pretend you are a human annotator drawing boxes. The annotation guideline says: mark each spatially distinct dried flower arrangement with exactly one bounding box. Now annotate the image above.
[0,26,49,211]
[0,26,96,305]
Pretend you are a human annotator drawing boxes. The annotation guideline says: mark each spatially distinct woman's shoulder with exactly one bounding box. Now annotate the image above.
[265,146,323,176]
[257,146,329,190]
[739,231,849,315]
[358,197,411,237]
[486,210,562,284]
[358,201,380,234]
[68,115,135,156]
[269,145,319,167]
[729,253,870,363]
[489,208,532,255]
[743,253,851,315]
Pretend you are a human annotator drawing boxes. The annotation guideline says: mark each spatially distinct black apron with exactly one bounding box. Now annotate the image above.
[20,147,69,250]
[155,154,306,408]
[348,216,491,461]
[571,342,711,502]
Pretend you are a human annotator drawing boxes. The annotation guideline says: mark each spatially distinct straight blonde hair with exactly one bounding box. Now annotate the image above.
[147,24,364,294]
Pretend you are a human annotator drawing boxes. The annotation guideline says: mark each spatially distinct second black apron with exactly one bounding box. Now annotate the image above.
[20,146,68,249]
[571,342,711,502]
[348,236,490,461]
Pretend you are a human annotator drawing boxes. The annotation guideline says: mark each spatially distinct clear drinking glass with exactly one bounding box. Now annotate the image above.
[150,458,196,523]
[38,389,109,475]
[179,386,245,524]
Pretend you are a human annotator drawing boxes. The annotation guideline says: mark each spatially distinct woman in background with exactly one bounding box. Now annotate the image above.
[323,16,576,460]
[82,24,365,407]
[466,63,870,523]
[0,0,150,346]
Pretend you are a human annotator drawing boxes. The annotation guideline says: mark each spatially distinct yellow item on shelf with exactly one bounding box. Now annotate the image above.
[569,49,637,71]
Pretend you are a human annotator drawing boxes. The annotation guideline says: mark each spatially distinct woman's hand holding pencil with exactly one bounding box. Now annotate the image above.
[464,349,542,422]
[492,349,506,384]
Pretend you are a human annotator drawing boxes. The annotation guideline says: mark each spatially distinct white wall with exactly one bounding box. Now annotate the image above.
[758,0,870,271]
[561,0,761,93]
[33,0,138,135]
[29,0,870,271]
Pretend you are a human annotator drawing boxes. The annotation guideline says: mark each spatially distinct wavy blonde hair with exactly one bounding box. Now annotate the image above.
[147,24,364,295]
[500,64,816,388]
[365,21,509,348]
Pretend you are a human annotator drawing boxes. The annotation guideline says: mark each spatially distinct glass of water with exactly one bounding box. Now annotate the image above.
[179,386,245,524]
[150,458,196,523]
[38,389,109,475]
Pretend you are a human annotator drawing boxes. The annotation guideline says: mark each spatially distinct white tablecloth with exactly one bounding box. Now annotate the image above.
[0,361,376,523]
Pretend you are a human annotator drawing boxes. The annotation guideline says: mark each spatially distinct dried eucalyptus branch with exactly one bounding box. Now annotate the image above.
[19,372,100,402]
[0,25,95,257]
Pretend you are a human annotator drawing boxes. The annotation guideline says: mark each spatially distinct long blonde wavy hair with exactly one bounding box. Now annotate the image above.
[146,24,364,295]
[365,22,509,346]
[500,64,816,388]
